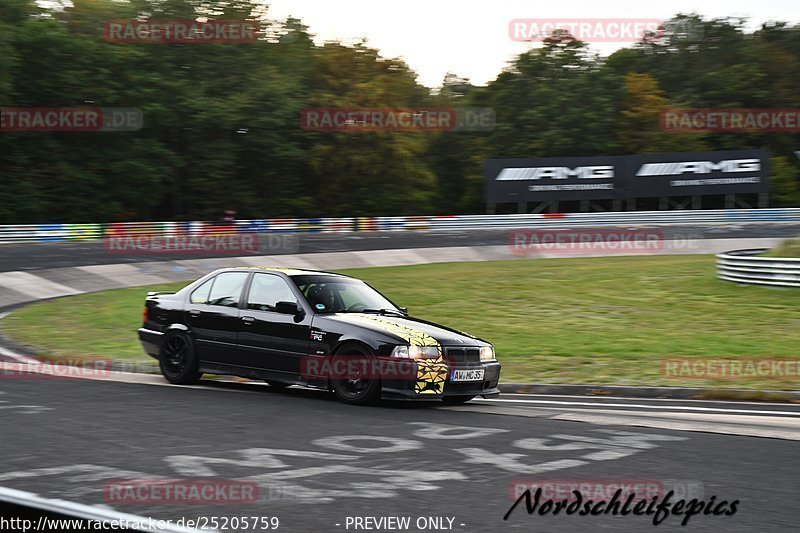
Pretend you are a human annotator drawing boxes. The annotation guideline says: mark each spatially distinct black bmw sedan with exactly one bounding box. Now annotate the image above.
[138,267,501,404]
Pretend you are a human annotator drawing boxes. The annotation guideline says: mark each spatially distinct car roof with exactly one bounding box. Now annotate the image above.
[217,266,352,278]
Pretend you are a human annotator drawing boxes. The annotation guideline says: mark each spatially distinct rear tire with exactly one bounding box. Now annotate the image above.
[441,395,476,405]
[330,343,381,405]
[159,331,202,385]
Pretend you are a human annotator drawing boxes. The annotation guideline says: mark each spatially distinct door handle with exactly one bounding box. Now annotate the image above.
[241,316,255,324]
[189,309,201,317]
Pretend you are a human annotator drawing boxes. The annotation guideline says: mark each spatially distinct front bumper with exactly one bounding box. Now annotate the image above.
[137,328,163,360]
[381,359,501,401]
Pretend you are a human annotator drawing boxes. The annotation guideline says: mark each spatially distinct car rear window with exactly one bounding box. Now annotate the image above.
[207,272,249,307]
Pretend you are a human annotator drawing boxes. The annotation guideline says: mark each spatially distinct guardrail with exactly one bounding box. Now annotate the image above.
[716,249,800,288]
[2,208,800,244]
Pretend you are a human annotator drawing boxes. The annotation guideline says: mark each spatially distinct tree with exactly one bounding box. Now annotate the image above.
[769,156,800,207]
[618,72,705,153]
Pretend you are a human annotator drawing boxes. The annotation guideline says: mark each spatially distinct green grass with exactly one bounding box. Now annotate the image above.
[3,255,800,389]
[764,238,800,258]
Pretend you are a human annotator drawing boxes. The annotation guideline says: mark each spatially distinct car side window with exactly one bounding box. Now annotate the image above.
[206,272,249,308]
[190,278,214,304]
[247,273,297,312]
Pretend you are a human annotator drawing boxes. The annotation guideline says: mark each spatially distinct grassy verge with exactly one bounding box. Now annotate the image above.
[2,255,800,389]
[764,238,800,258]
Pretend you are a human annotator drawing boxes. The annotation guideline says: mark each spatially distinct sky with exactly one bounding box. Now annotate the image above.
[265,0,800,88]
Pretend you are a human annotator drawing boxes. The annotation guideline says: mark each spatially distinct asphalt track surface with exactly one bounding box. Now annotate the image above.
[2,223,800,272]
[1,373,799,533]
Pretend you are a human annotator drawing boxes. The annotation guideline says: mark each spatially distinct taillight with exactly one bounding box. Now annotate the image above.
[142,305,149,324]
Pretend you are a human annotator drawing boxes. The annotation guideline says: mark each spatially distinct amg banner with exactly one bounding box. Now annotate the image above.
[623,149,769,197]
[485,149,769,203]
[485,156,619,203]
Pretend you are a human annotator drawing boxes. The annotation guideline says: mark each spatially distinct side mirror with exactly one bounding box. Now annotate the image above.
[276,301,303,316]
[399,307,409,315]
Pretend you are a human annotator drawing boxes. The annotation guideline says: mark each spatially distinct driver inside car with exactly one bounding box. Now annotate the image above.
[307,285,336,311]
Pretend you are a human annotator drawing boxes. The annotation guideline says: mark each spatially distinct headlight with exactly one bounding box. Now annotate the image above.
[391,345,439,359]
[480,345,495,362]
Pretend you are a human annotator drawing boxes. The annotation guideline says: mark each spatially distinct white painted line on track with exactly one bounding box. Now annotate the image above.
[525,407,800,427]
[500,392,800,407]
[0,361,269,395]
[0,485,199,533]
[0,346,38,364]
[550,413,800,441]
[476,398,800,417]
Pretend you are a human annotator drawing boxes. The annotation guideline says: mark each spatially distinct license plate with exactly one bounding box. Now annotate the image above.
[451,369,485,382]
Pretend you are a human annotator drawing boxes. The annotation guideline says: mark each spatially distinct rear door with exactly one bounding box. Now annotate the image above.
[237,272,312,375]
[185,271,250,365]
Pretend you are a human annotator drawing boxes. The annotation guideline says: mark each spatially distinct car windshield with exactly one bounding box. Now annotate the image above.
[291,275,400,314]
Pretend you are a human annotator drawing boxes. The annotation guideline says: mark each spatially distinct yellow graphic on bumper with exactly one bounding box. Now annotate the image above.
[415,359,448,395]
[335,314,447,395]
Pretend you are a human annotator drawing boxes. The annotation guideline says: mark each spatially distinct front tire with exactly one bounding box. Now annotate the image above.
[159,331,202,385]
[330,343,381,405]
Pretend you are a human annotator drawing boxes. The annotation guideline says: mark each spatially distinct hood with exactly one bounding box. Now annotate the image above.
[323,312,488,347]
